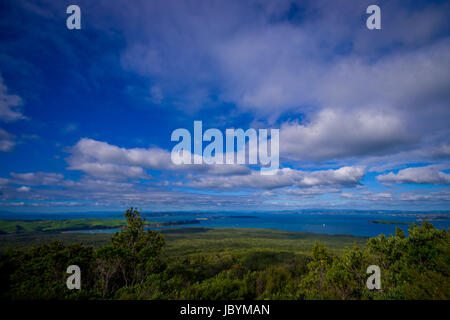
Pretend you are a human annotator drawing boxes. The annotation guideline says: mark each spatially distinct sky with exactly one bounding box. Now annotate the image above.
[0,0,449,213]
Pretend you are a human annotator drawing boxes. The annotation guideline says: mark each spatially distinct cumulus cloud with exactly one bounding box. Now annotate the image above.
[185,166,365,190]
[362,143,450,173]
[278,38,450,162]
[280,109,413,161]
[68,138,173,169]
[377,166,450,185]
[67,138,251,178]
[111,0,450,163]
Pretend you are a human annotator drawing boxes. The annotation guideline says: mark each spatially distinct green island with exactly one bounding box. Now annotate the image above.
[0,208,448,300]
[369,220,412,225]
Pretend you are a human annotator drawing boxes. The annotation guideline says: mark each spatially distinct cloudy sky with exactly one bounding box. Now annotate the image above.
[0,0,449,212]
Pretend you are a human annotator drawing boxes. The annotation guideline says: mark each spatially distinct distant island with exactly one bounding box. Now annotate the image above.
[369,220,412,225]
[196,215,259,221]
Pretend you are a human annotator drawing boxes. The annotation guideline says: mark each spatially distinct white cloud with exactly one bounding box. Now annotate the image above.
[363,144,450,173]
[0,75,26,122]
[0,172,267,209]
[2,1,450,210]
[67,138,252,178]
[68,138,175,171]
[10,172,64,186]
[68,162,152,180]
[186,166,365,190]
[0,75,29,152]
[0,128,16,152]
[340,189,450,204]
[117,0,450,162]
[377,166,450,185]
[65,139,363,190]
[280,108,413,161]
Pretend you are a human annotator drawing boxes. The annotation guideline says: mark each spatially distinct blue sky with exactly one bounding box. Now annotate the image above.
[0,0,449,212]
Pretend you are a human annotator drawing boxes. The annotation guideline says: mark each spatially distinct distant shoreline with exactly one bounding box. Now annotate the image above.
[0,216,262,235]
[1,213,448,238]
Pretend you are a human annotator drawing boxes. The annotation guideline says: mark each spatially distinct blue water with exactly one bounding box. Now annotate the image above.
[145,212,449,237]
[2,211,448,237]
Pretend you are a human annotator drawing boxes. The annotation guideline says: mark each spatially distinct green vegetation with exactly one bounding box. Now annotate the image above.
[160,227,366,257]
[369,220,412,225]
[0,223,367,255]
[0,208,448,300]
[0,218,126,234]
[0,218,200,235]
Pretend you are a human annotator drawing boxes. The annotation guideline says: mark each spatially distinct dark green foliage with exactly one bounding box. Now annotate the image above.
[0,208,164,300]
[0,210,448,300]
[109,208,165,288]
[0,241,97,299]
[0,218,126,234]
[298,222,450,299]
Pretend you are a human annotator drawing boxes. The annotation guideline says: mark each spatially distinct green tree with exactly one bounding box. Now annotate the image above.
[110,207,165,288]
